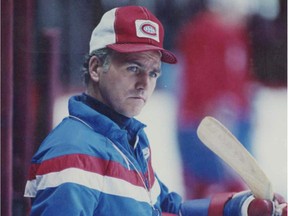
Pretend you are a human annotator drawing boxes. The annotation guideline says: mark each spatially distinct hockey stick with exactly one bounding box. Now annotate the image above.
[197,116,274,200]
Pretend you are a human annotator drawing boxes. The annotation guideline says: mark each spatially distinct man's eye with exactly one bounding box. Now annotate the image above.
[149,71,160,78]
[127,66,139,73]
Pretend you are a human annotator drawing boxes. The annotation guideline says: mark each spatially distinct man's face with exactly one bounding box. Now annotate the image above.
[92,50,162,117]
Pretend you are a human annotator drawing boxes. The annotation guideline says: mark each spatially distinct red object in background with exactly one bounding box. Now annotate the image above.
[176,11,252,125]
[12,1,36,215]
[1,1,14,216]
[1,1,61,215]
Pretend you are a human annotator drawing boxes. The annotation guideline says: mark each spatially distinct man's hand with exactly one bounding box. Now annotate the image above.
[225,191,287,216]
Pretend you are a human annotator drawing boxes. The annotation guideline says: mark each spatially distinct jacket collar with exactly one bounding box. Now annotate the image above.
[68,94,146,142]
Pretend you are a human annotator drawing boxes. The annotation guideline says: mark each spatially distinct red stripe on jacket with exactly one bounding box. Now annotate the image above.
[28,153,155,189]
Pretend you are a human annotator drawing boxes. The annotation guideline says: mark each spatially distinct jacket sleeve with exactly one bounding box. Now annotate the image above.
[30,183,99,216]
[180,192,254,216]
[155,174,182,214]
[24,145,105,215]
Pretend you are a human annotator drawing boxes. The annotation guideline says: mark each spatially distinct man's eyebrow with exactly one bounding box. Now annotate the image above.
[126,59,142,66]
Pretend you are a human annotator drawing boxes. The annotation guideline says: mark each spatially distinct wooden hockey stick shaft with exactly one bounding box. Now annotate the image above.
[197,116,274,200]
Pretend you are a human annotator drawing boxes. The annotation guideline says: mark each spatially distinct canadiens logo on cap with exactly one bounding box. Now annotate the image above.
[141,23,157,36]
[135,20,160,42]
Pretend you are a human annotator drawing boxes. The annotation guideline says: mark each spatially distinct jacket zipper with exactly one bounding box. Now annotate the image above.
[109,139,158,214]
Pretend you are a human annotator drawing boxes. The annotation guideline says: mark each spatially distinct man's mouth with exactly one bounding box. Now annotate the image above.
[130,96,145,102]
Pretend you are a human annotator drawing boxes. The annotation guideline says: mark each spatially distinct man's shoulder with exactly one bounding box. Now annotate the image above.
[31,117,110,163]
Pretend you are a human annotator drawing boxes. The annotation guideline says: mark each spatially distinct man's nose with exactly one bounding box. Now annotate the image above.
[135,72,150,90]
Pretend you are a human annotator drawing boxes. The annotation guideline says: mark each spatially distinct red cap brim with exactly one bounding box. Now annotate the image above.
[107,43,177,64]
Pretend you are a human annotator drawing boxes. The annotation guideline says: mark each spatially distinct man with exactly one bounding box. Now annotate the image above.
[24,6,286,215]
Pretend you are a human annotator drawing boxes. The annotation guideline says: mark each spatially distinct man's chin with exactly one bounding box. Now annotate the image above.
[120,107,144,118]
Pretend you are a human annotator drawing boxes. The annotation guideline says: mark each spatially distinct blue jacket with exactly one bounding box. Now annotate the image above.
[24,95,182,215]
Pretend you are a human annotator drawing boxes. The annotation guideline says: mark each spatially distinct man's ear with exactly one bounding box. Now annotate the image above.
[89,56,101,82]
